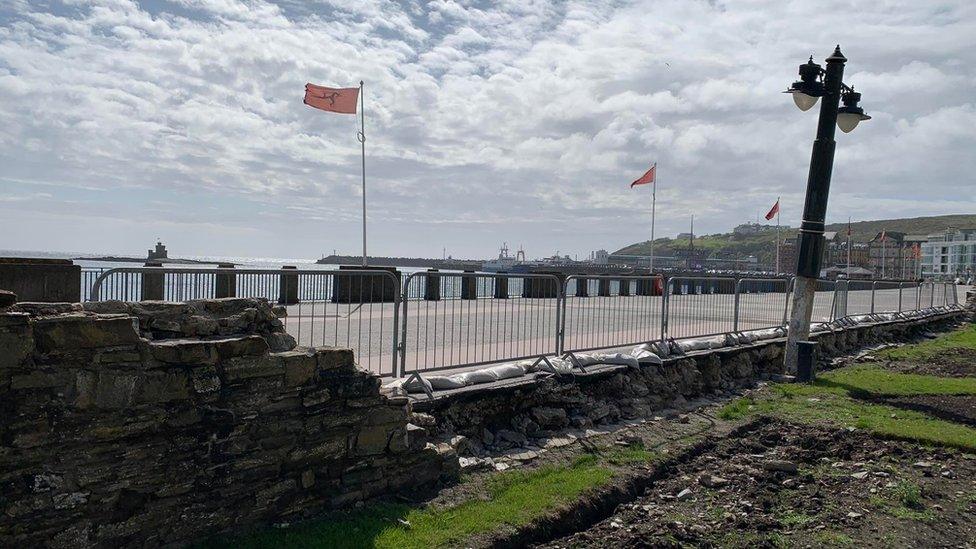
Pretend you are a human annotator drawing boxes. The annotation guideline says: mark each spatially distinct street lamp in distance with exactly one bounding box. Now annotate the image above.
[782,45,870,380]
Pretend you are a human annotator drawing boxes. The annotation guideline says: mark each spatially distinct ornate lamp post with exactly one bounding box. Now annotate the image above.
[783,46,871,377]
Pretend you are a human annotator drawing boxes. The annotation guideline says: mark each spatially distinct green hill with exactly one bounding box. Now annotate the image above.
[614,214,976,266]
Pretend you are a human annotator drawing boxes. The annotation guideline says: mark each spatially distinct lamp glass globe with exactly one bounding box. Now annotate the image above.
[792,91,818,112]
[837,112,860,133]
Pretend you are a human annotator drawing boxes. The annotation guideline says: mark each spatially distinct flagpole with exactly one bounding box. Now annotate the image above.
[775,196,781,274]
[358,80,367,267]
[649,162,656,272]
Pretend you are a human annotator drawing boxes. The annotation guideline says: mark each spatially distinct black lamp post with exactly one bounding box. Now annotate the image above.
[783,45,870,376]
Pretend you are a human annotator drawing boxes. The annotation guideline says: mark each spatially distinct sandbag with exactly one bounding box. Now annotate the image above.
[631,347,663,366]
[676,334,727,353]
[426,375,467,390]
[449,369,499,385]
[573,352,640,369]
[483,363,528,380]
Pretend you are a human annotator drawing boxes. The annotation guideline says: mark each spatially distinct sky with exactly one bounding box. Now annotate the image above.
[1,0,974,261]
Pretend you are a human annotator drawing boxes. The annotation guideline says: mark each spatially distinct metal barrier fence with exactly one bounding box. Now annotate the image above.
[663,277,737,340]
[399,272,562,375]
[89,267,401,377]
[86,268,960,378]
[81,268,106,302]
[561,274,664,354]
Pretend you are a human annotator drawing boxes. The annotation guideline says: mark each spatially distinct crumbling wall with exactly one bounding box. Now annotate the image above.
[0,299,456,548]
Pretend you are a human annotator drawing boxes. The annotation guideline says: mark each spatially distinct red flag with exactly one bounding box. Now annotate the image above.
[304,83,359,114]
[764,199,780,221]
[630,164,656,188]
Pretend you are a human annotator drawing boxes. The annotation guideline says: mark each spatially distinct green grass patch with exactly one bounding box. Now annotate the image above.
[718,397,755,420]
[603,442,661,465]
[732,367,976,450]
[880,323,976,360]
[821,366,976,397]
[814,531,855,546]
[201,459,613,549]
[869,482,936,521]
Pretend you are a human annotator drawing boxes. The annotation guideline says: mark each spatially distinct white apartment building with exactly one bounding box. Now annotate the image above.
[920,227,976,278]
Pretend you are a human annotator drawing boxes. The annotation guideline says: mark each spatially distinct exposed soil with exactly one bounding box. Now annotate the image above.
[885,347,976,378]
[882,394,976,427]
[535,421,976,548]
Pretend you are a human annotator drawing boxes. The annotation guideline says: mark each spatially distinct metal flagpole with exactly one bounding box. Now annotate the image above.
[358,80,367,267]
[775,196,781,274]
[650,162,656,272]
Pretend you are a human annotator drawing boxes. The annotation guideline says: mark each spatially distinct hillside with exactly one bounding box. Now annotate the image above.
[614,214,976,266]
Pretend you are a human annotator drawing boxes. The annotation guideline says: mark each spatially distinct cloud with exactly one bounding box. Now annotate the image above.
[0,0,974,260]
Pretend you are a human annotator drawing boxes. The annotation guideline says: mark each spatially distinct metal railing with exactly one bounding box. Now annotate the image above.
[663,277,737,340]
[399,272,562,375]
[561,274,664,354]
[89,267,401,377]
[85,268,960,378]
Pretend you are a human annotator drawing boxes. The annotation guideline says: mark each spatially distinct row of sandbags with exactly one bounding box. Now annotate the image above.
[388,308,954,396]
[387,352,647,395]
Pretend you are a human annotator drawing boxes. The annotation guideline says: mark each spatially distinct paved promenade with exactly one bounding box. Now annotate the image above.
[281,285,963,377]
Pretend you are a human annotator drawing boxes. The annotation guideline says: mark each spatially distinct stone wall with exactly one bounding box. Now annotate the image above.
[0,298,456,548]
[0,258,81,303]
[413,311,965,446]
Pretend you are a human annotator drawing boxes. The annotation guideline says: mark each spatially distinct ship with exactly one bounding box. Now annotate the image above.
[481,243,526,272]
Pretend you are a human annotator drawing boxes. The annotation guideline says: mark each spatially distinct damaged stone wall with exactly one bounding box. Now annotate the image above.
[0,298,456,548]
[413,311,965,453]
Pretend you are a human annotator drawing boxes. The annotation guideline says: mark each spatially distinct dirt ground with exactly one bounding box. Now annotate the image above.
[886,347,976,378]
[536,420,976,549]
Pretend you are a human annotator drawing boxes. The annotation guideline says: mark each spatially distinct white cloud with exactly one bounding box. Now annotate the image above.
[0,0,974,260]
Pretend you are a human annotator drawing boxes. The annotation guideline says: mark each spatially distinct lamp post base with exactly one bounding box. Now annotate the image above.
[785,275,818,373]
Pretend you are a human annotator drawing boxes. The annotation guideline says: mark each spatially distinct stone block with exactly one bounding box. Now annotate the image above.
[33,314,140,353]
[279,350,318,387]
[0,258,80,302]
[221,356,283,382]
[315,347,355,371]
[0,313,33,369]
[149,339,218,365]
[74,369,189,409]
[213,335,269,360]
[355,423,395,455]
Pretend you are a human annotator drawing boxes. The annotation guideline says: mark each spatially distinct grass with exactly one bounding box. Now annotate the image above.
[821,365,976,397]
[603,442,661,465]
[718,396,755,420]
[814,531,855,546]
[201,457,613,549]
[720,324,976,450]
[869,481,936,521]
[880,323,976,360]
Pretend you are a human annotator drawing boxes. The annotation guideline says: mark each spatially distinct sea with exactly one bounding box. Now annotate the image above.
[0,249,362,272]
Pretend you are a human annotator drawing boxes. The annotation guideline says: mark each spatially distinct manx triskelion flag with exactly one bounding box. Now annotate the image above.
[304,83,359,114]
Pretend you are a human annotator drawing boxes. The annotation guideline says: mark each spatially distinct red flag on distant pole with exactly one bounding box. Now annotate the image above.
[630,164,656,187]
[304,83,359,114]
[764,199,780,221]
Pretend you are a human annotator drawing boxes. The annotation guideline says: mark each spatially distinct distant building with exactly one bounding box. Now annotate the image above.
[591,249,609,265]
[921,227,976,278]
[676,232,693,240]
[732,222,790,236]
[147,241,168,261]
